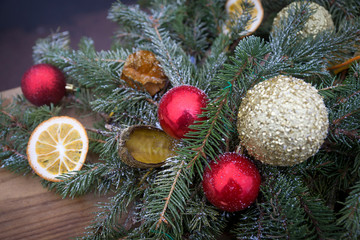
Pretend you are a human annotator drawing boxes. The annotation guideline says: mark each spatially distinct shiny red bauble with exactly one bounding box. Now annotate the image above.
[21,63,66,106]
[158,85,208,139]
[202,152,261,212]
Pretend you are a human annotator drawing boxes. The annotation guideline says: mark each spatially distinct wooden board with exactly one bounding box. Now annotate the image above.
[0,88,110,240]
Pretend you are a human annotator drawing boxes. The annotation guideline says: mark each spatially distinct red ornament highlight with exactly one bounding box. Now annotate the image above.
[158,85,208,139]
[21,63,66,106]
[202,152,261,212]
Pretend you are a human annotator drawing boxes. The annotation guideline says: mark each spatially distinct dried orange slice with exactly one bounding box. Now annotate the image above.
[224,0,264,36]
[27,116,88,182]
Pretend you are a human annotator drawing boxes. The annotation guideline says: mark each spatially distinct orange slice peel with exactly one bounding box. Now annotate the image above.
[328,55,360,74]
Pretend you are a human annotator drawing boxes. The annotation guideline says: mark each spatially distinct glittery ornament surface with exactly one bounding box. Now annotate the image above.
[237,75,329,166]
[21,64,66,106]
[272,1,334,37]
[202,152,261,212]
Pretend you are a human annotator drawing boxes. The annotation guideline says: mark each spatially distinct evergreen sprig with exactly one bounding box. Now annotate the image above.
[338,179,360,239]
[233,170,339,240]
[0,96,62,175]
[134,158,192,239]
[1,0,360,239]
[80,190,135,240]
[183,195,228,239]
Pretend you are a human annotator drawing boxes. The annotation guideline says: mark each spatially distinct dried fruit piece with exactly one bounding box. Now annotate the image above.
[223,0,264,36]
[27,116,89,182]
[118,125,178,168]
[121,50,168,96]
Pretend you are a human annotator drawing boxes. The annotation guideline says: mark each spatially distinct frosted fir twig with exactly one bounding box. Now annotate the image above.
[188,59,249,168]
[150,23,185,86]
[0,110,28,129]
[156,160,185,229]
[1,145,27,159]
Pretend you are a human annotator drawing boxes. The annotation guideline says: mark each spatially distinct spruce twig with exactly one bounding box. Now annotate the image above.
[1,145,27,159]
[1,1,360,239]
[156,160,185,228]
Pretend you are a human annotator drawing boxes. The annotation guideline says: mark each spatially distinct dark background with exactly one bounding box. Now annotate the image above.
[0,0,136,92]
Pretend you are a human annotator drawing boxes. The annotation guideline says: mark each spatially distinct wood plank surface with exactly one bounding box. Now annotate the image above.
[0,88,110,240]
[0,170,109,240]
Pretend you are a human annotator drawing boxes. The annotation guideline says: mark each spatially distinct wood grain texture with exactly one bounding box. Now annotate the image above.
[0,169,109,240]
[0,87,111,240]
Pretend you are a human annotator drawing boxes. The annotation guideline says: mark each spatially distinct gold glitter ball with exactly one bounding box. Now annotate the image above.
[272,1,334,37]
[237,75,329,166]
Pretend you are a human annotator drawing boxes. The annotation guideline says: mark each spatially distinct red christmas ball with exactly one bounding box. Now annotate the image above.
[21,63,66,106]
[158,85,208,139]
[202,152,261,212]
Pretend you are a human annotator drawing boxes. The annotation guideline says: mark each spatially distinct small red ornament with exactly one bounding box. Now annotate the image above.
[202,152,261,212]
[158,85,208,139]
[21,63,66,106]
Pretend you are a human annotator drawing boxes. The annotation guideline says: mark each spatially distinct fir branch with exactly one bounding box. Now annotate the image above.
[33,30,71,64]
[0,109,27,129]
[93,57,125,63]
[43,152,139,199]
[150,0,185,28]
[96,128,122,160]
[44,164,107,198]
[1,145,26,159]
[326,66,360,145]
[24,104,63,129]
[0,99,62,175]
[108,2,151,35]
[168,2,211,60]
[110,1,195,87]
[317,0,360,25]
[269,3,359,78]
[0,147,31,174]
[64,89,97,113]
[183,195,227,239]
[80,186,139,240]
[86,127,112,138]
[144,23,191,86]
[232,207,266,239]
[332,108,360,126]
[187,89,234,169]
[328,94,360,145]
[299,193,340,239]
[230,36,271,99]
[33,31,129,95]
[198,33,230,92]
[113,30,151,45]
[234,170,340,240]
[91,87,158,126]
[157,160,185,229]
[137,158,192,239]
[337,179,360,239]
[2,1,359,239]
[184,37,270,172]
[205,0,227,34]
[60,49,126,93]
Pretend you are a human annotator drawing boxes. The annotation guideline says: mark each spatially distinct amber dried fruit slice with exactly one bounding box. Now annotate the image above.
[121,50,168,96]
